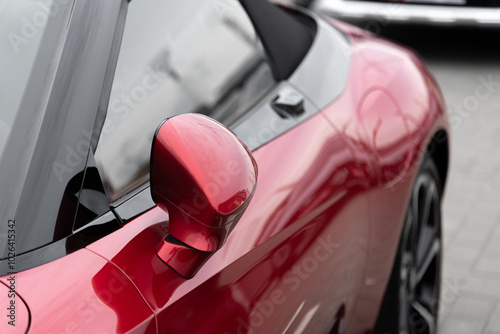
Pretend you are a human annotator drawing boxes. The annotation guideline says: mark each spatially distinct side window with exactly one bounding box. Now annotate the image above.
[95,0,276,202]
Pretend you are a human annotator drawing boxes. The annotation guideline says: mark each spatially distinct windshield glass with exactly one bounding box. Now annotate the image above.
[0,0,76,262]
[0,0,53,160]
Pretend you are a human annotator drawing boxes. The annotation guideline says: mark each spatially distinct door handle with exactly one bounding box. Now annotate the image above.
[271,87,305,118]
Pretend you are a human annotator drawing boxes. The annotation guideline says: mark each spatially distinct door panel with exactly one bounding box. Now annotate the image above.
[87,112,370,333]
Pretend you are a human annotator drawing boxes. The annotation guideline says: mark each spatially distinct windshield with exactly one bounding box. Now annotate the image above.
[0,0,53,159]
[0,0,75,262]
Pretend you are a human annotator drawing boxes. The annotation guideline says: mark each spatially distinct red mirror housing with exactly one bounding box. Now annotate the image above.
[151,114,257,266]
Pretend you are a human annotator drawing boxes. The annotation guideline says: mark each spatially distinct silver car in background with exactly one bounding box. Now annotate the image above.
[308,0,500,26]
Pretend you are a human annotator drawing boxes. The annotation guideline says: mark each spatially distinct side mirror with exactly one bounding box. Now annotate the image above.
[150,114,257,278]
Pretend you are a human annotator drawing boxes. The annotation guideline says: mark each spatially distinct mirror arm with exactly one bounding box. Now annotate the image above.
[157,235,214,279]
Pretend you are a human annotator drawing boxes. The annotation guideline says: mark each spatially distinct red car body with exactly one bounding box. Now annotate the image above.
[1,11,449,332]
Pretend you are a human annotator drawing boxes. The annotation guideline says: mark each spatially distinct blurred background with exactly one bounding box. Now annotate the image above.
[284,1,500,332]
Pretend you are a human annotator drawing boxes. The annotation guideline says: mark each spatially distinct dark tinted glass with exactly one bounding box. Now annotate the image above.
[95,0,275,202]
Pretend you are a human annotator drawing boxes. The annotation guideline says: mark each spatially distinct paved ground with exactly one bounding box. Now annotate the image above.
[380,25,500,334]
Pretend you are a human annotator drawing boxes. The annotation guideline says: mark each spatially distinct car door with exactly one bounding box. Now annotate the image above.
[86,0,372,333]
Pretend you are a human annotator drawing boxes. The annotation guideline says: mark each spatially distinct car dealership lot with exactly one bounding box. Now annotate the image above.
[377,25,500,334]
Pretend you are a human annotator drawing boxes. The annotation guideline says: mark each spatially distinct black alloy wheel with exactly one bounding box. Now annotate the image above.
[375,155,443,334]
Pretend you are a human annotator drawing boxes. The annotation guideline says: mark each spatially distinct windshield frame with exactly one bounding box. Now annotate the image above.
[0,0,76,259]
[0,0,130,275]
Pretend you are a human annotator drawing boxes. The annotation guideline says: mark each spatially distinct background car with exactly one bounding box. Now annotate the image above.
[0,0,449,333]
[310,0,500,26]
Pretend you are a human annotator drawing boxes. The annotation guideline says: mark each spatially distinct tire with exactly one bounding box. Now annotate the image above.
[374,155,443,334]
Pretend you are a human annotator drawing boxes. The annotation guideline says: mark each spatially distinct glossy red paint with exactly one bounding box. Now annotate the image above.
[323,18,449,332]
[0,249,155,334]
[151,114,257,253]
[156,238,213,278]
[88,111,372,333]
[87,23,448,333]
[0,19,450,334]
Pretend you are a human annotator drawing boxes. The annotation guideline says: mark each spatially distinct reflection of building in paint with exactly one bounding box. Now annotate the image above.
[91,261,155,333]
[358,87,412,186]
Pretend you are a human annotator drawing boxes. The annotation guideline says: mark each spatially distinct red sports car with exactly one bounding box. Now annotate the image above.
[312,0,500,26]
[0,0,449,333]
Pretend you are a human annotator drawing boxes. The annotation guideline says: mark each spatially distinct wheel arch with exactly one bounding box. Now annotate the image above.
[426,129,449,194]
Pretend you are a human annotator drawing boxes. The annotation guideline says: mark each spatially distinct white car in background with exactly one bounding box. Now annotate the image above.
[307,0,500,26]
